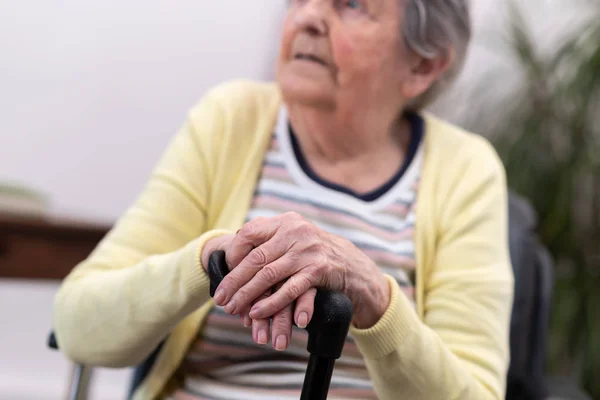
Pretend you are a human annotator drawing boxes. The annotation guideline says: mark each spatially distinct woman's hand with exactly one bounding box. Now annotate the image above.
[210,212,391,337]
[201,232,309,351]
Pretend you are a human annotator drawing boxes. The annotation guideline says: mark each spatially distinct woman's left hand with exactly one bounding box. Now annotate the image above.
[212,212,391,336]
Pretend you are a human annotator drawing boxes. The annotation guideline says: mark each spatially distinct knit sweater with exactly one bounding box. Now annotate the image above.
[52,79,514,400]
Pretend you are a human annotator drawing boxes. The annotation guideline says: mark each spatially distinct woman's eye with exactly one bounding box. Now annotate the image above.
[345,0,361,9]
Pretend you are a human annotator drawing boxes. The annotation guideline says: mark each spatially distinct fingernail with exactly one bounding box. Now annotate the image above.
[243,316,252,327]
[213,289,226,305]
[297,312,309,329]
[275,335,288,351]
[224,300,236,314]
[258,329,268,345]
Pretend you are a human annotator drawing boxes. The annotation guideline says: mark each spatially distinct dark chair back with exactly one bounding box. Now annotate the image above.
[506,193,553,400]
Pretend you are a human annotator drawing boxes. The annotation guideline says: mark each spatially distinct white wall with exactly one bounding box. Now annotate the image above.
[0,0,287,223]
[0,1,589,399]
[0,2,285,399]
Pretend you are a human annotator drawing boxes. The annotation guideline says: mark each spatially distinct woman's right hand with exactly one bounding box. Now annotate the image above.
[201,233,313,351]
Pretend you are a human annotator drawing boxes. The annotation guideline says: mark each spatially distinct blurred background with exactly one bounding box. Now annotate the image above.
[0,0,598,399]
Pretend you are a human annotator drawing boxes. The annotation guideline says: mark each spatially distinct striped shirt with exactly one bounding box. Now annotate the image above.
[169,106,424,400]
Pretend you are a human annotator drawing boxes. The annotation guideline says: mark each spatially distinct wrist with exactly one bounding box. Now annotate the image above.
[352,273,391,330]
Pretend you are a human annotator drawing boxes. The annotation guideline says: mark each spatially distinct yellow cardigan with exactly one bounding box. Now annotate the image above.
[53,80,514,400]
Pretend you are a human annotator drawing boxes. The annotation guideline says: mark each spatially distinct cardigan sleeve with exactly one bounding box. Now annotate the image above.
[349,138,514,400]
[52,91,232,368]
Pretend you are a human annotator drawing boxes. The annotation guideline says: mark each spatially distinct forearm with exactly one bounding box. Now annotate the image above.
[350,276,506,400]
[53,231,225,368]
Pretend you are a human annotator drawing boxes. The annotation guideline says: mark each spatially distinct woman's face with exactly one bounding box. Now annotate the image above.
[276,0,424,113]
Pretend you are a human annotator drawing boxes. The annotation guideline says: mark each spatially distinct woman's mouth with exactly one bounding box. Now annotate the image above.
[293,52,328,66]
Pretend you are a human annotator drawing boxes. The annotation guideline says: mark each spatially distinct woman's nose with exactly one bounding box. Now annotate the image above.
[293,0,329,36]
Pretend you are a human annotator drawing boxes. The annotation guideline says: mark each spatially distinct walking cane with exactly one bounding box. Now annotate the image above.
[208,250,353,400]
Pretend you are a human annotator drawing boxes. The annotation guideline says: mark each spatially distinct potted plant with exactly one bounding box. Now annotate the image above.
[444,1,600,397]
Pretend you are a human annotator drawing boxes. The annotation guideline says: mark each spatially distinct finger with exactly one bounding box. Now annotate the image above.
[294,288,317,329]
[240,310,252,328]
[216,239,286,308]
[223,254,295,315]
[231,289,272,320]
[224,233,254,272]
[249,271,315,320]
[225,217,278,268]
[252,316,271,346]
[249,288,273,345]
[239,289,270,326]
[271,303,293,351]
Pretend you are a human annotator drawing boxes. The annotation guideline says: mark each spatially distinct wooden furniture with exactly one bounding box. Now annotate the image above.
[0,213,111,280]
[0,213,111,400]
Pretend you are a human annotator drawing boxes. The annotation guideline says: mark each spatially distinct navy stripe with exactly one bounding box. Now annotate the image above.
[288,111,424,202]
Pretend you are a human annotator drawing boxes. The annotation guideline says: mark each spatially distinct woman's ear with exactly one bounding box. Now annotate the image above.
[401,48,455,100]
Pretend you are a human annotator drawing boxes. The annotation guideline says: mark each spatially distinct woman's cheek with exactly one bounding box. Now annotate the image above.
[279,28,294,59]
[331,31,355,65]
[331,35,360,85]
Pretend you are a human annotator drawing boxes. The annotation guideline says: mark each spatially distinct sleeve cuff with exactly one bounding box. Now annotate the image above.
[349,274,421,359]
[181,229,233,300]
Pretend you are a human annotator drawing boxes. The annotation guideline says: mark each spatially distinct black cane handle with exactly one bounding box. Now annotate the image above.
[207,250,353,360]
[208,249,228,298]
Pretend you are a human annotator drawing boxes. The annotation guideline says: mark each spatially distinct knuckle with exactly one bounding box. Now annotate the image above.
[304,273,317,291]
[277,304,293,319]
[296,293,315,314]
[305,263,325,283]
[299,286,316,299]
[273,321,291,336]
[233,289,249,306]
[288,276,310,300]
[273,309,293,328]
[238,222,255,239]
[315,250,329,267]
[287,281,303,300]
[255,318,270,331]
[284,211,302,220]
[298,222,318,238]
[238,218,264,239]
[261,264,280,284]
[285,250,300,265]
[248,247,268,266]
[253,216,268,226]
[312,240,326,253]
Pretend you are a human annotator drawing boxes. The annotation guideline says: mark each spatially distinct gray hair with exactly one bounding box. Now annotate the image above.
[402,0,472,110]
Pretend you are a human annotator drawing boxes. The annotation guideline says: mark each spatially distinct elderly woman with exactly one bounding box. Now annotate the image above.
[53,0,513,399]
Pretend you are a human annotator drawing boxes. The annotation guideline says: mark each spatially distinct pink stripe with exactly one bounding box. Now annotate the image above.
[187,341,265,359]
[361,249,416,270]
[383,202,409,216]
[261,165,292,182]
[254,195,415,242]
[202,312,248,330]
[173,390,212,400]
